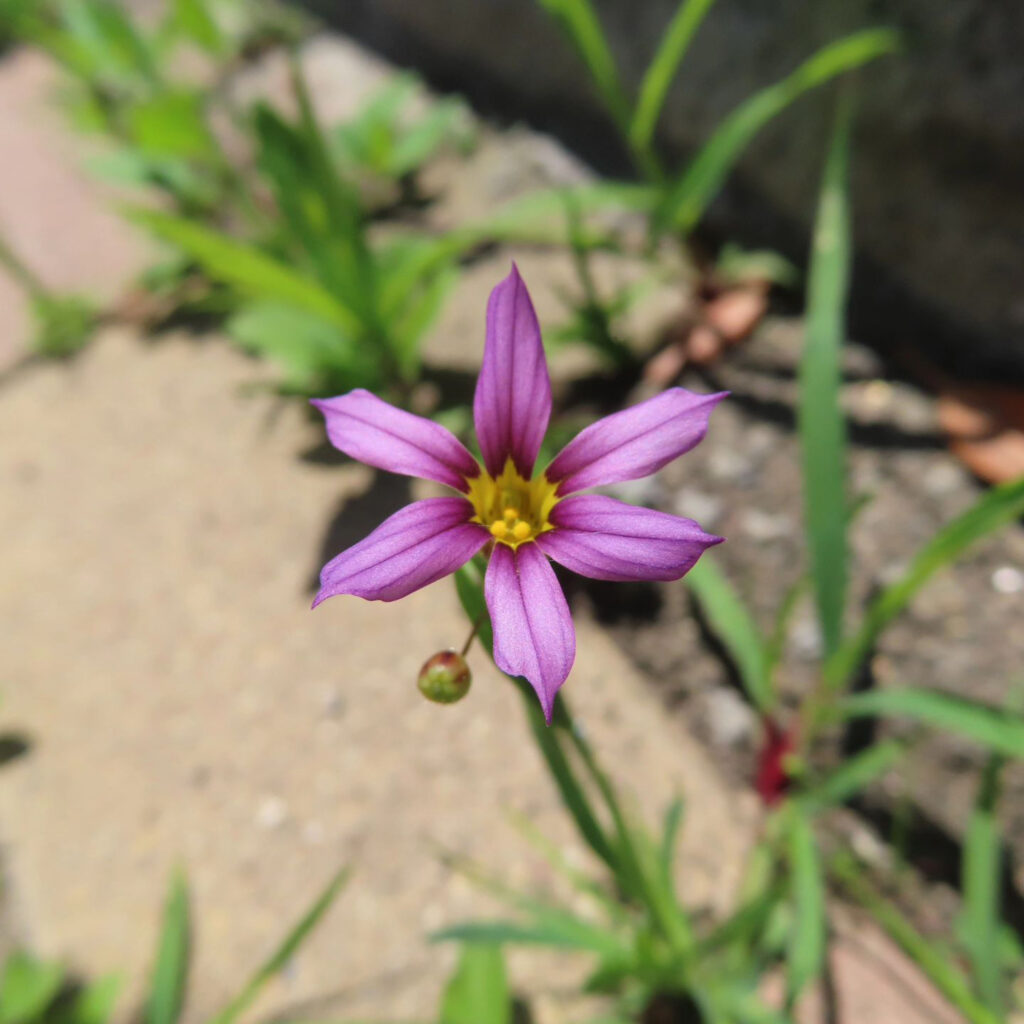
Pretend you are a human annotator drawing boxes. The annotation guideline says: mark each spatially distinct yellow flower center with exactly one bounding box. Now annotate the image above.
[466,457,560,548]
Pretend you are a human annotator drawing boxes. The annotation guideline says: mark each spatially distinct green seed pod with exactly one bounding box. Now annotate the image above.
[417,650,472,705]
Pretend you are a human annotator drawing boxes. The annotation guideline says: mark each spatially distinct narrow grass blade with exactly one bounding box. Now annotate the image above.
[629,0,717,155]
[54,976,122,1024]
[961,756,1004,1013]
[832,854,1001,1024]
[684,557,772,712]
[785,809,826,1005]
[799,738,907,813]
[129,210,360,334]
[838,688,1024,759]
[433,920,625,958]
[826,475,1024,690]
[798,92,854,658]
[0,953,65,1024]
[208,866,351,1024]
[656,28,897,235]
[535,0,631,132]
[145,870,189,1024]
[439,945,510,1024]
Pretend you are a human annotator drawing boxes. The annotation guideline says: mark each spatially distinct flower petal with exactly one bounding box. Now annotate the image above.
[312,389,479,492]
[473,264,552,478]
[545,388,727,494]
[536,494,722,581]
[314,497,488,605]
[485,542,575,722]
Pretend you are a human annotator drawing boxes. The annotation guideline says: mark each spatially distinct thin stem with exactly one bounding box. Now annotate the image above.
[460,613,485,658]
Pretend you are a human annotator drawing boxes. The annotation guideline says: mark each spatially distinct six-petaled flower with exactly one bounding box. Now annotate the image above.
[312,265,725,721]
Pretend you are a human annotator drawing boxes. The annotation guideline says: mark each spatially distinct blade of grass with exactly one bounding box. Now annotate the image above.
[629,0,717,157]
[684,557,772,712]
[837,688,1024,759]
[832,853,1001,1024]
[433,920,625,958]
[207,866,351,1024]
[129,210,361,335]
[535,0,631,134]
[798,738,907,813]
[961,755,1004,1013]
[656,28,897,236]
[825,475,1024,690]
[146,870,189,1024]
[438,945,511,1024]
[785,809,826,1006]
[798,90,854,659]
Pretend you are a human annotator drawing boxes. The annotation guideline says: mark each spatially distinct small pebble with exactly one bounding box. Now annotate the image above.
[673,488,723,527]
[707,448,755,484]
[700,688,756,748]
[991,566,1024,595]
[739,508,793,542]
[256,795,289,830]
[922,461,964,497]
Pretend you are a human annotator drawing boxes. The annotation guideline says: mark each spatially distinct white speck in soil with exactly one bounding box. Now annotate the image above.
[256,794,289,830]
[991,565,1024,595]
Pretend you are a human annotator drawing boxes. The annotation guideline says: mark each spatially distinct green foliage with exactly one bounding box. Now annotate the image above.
[683,557,773,713]
[655,30,898,236]
[145,870,190,1024]
[628,0,718,159]
[784,809,825,1005]
[0,954,65,1024]
[332,75,473,186]
[824,474,1024,690]
[798,93,852,659]
[838,689,1024,760]
[960,755,1005,1014]
[438,946,511,1024]
[452,560,791,1019]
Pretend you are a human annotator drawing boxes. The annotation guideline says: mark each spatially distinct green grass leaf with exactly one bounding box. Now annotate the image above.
[684,557,772,712]
[0,953,64,1024]
[798,92,854,658]
[170,0,226,55]
[208,866,351,1024]
[656,28,898,235]
[145,870,189,1024]
[228,301,381,394]
[629,0,717,156]
[832,854,1001,1024]
[785,809,826,1005]
[438,945,510,1024]
[826,475,1024,690]
[433,919,625,957]
[54,976,121,1024]
[961,756,1004,1013]
[130,209,360,335]
[799,738,907,813]
[535,0,631,131]
[838,688,1024,759]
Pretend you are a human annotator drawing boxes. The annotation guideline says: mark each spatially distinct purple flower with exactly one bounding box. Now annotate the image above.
[312,265,725,721]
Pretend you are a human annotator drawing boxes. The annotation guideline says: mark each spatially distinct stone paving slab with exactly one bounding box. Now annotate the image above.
[0,50,146,370]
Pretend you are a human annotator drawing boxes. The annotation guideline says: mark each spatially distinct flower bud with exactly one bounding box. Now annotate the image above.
[417,650,472,705]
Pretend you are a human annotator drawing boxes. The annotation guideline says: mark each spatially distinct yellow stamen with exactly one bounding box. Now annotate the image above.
[466,457,561,550]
